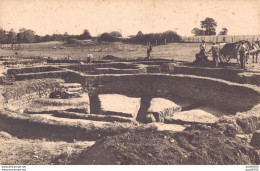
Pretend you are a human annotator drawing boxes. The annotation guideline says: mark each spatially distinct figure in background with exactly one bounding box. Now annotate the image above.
[252,41,259,63]
[87,53,93,63]
[207,42,219,67]
[238,41,248,69]
[67,55,72,60]
[199,40,206,60]
[147,44,152,59]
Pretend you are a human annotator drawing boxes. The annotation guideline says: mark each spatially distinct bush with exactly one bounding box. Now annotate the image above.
[97,33,120,42]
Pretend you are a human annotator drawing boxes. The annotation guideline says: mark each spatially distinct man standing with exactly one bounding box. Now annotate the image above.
[238,41,248,69]
[147,45,152,59]
[200,40,206,60]
[207,42,219,67]
[252,41,259,63]
[87,53,93,63]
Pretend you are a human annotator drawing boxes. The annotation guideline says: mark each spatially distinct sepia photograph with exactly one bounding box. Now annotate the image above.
[0,0,260,169]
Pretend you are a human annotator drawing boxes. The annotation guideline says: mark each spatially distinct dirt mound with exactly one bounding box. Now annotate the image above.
[68,124,260,165]
[0,131,12,140]
[64,39,85,46]
[0,130,94,165]
[101,55,121,61]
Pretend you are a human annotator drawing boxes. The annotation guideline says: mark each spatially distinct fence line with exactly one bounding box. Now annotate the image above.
[181,35,260,43]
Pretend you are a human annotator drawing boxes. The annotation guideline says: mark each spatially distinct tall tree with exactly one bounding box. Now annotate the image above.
[78,29,91,40]
[136,31,143,37]
[17,28,26,43]
[191,28,205,36]
[23,29,35,43]
[17,28,35,43]
[200,17,217,35]
[0,28,7,43]
[7,29,17,45]
[219,28,228,35]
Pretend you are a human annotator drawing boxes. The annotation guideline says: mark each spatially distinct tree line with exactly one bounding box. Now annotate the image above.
[0,28,92,45]
[97,30,181,45]
[0,27,181,45]
[0,17,227,45]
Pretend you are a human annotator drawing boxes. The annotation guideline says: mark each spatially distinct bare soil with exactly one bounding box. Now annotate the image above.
[67,124,260,165]
[0,131,94,165]
[0,42,260,165]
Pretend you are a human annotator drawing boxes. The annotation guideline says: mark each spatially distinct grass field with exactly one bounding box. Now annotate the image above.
[1,41,209,62]
[1,41,260,70]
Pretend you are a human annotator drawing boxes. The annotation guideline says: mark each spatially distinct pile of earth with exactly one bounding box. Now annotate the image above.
[64,39,86,46]
[101,55,122,61]
[67,124,260,165]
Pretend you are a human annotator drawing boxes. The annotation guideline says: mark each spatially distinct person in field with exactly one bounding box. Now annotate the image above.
[238,41,249,69]
[147,45,152,59]
[207,42,219,67]
[252,41,259,63]
[199,40,206,59]
[87,53,93,63]
[67,55,72,60]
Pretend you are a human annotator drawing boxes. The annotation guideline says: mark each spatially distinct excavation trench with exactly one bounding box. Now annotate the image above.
[1,65,260,141]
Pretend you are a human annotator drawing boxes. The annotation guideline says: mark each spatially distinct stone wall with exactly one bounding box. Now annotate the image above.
[85,74,260,113]
[7,66,61,75]
[2,79,63,111]
[15,71,69,81]
[174,66,260,85]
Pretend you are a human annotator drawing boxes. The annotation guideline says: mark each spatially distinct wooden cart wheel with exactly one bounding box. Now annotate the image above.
[219,54,231,63]
[226,55,231,63]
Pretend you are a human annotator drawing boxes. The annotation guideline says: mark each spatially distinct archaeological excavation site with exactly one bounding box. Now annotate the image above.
[0,56,260,165]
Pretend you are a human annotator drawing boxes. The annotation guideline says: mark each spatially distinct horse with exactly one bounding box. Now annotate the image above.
[219,41,251,64]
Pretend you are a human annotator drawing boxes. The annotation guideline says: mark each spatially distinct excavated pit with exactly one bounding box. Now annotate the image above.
[1,60,260,142]
[1,59,260,165]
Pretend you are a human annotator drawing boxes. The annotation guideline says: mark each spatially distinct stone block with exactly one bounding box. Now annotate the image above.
[147,98,181,122]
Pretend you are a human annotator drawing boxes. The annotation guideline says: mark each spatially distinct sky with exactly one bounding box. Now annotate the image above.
[0,0,260,37]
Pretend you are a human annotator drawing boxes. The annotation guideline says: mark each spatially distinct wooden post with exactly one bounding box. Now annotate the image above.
[156,40,157,46]
[165,38,167,44]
